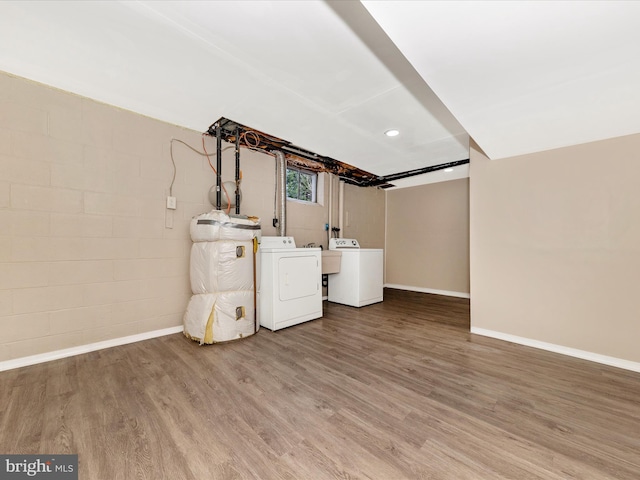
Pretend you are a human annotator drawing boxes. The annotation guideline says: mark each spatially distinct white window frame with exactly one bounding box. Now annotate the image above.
[286,166,318,204]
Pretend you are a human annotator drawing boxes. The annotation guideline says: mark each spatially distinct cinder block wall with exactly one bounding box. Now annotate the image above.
[0,72,213,361]
[1,71,384,364]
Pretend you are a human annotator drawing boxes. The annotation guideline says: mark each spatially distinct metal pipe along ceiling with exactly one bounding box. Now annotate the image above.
[275,151,287,236]
[206,118,470,189]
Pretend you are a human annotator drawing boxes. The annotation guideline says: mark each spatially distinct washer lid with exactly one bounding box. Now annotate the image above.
[329,238,360,249]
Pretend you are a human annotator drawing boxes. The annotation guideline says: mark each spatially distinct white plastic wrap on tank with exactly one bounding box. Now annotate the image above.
[183,291,256,344]
[190,210,261,243]
[190,240,254,294]
[184,210,261,344]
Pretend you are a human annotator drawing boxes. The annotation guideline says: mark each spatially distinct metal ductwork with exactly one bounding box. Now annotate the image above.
[275,150,287,236]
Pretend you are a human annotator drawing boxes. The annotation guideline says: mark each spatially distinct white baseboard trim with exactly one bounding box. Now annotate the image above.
[0,325,184,373]
[384,283,470,299]
[471,327,640,373]
[322,295,328,301]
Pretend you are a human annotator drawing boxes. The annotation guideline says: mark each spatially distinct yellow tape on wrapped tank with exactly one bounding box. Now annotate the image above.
[204,303,215,344]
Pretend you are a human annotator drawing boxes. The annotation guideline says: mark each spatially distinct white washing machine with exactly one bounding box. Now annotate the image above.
[259,236,322,330]
[328,238,383,307]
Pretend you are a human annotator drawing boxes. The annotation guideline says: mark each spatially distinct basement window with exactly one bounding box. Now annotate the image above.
[286,167,317,203]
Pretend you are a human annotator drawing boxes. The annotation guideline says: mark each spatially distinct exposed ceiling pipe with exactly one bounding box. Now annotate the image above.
[275,151,287,236]
[376,159,470,185]
[234,126,241,214]
[206,118,469,189]
[338,180,345,239]
[207,117,379,186]
[215,122,222,210]
[328,174,333,247]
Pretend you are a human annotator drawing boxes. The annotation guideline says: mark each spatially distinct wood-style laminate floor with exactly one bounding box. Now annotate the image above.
[1,289,639,479]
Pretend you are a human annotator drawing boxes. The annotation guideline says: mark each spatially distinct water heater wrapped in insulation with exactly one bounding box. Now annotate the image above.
[190,210,260,242]
[190,241,255,294]
[183,211,261,344]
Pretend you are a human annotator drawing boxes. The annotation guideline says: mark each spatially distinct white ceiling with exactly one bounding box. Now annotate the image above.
[362,0,640,160]
[1,1,638,188]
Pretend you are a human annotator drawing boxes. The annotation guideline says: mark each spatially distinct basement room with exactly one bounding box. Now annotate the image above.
[1,1,639,479]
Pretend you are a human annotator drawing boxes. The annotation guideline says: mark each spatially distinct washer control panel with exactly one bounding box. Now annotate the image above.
[260,236,297,249]
[329,238,360,250]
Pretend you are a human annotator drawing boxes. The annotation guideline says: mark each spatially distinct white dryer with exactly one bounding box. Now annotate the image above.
[328,238,383,307]
[259,236,322,331]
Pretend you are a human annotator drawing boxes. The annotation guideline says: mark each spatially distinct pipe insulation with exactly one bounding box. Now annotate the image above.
[275,151,287,236]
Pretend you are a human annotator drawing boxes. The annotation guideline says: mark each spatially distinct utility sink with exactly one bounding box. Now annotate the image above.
[321,250,342,274]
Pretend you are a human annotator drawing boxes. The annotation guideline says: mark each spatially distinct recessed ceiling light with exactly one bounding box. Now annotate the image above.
[444,168,454,172]
[384,129,399,137]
